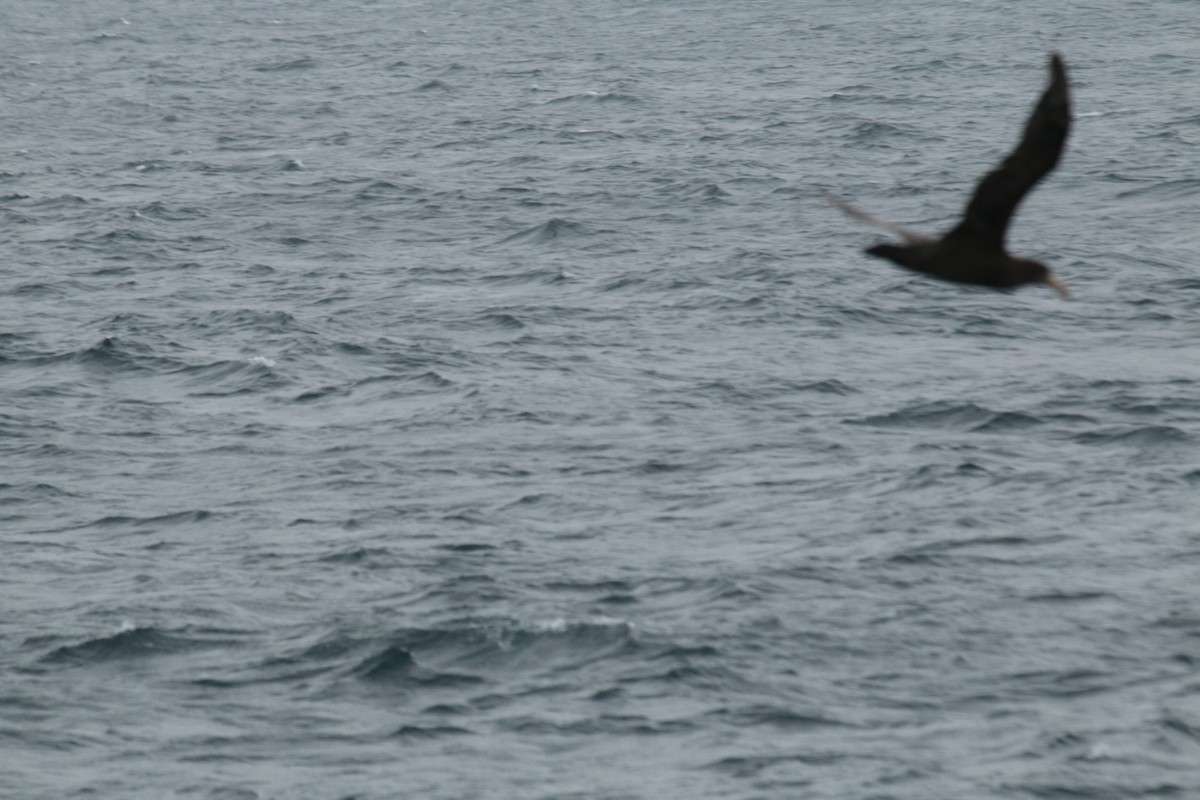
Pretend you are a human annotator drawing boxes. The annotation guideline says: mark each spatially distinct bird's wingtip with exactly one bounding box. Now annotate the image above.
[1049,51,1067,76]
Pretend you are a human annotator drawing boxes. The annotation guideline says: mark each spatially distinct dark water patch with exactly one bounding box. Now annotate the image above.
[601,274,649,292]
[1131,310,1177,323]
[496,712,695,736]
[6,282,67,298]
[495,217,594,246]
[422,702,471,715]
[352,644,483,690]
[71,337,173,373]
[796,378,857,395]
[253,56,318,72]
[1000,668,1113,700]
[389,724,473,739]
[334,341,372,356]
[353,180,425,202]
[292,635,373,665]
[90,266,141,278]
[476,311,525,330]
[544,91,639,105]
[134,201,207,221]
[619,661,742,692]
[853,401,1019,431]
[413,79,453,92]
[1009,780,1187,799]
[1073,425,1191,448]
[596,593,637,605]
[437,543,497,553]
[190,308,305,335]
[92,311,159,332]
[884,534,1051,567]
[652,645,722,661]
[637,459,690,475]
[1109,395,1192,416]
[1162,713,1200,743]
[706,751,845,777]
[590,686,624,702]
[40,626,215,666]
[26,193,90,209]
[712,704,852,731]
[80,510,214,532]
[441,508,491,525]
[87,515,142,528]
[135,509,214,528]
[1151,610,1200,631]
[0,208,34,224]
[355,621,638,679]
[351,644,418,681]
[971,410,1044,432]
[1025,591,1112,604]
[826,83,876,101]
[543,579,634,594]
[0,482,77,505]
[293,385,344,403]
[317,546,390,564]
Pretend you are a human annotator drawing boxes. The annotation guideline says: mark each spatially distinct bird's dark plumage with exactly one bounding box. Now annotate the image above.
[828,53,1071,298]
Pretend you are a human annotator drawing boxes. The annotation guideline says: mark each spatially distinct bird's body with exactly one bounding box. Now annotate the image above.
[865,239,1055,291]
[829,53,1072,298]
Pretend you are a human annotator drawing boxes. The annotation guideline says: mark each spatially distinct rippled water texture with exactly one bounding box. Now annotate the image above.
[4,0,1200,798]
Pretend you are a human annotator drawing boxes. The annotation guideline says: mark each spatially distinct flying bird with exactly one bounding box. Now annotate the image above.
[827,53,1071,298]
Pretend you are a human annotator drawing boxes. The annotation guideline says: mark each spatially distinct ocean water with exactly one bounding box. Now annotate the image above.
[3,0,1200,797]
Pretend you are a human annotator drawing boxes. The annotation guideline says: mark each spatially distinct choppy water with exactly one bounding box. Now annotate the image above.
[4,1,1200,798]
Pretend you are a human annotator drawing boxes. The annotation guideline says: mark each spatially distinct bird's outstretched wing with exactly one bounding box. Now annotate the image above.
[946,53,1070,248]
[822,190,933,246]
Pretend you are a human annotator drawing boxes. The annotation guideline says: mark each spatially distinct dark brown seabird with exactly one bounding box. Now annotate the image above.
[828,53,1071,298]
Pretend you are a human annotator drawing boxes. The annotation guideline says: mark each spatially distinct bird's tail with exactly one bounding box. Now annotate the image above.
[822,190,931,245]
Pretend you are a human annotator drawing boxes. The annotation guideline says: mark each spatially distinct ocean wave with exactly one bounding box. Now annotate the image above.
[39,625,225,667]
[494,217,594,246]
[543,91,640,105]
[1073,425,1191,448]
[70,337,175,373]
[171,358,283,397]
[852,401,1030,431]
[80,509,215,532]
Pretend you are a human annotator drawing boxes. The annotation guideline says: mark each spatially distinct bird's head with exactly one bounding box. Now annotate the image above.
[1011,258,1069,298]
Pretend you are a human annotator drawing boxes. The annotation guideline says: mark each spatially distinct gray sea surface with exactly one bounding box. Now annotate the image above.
[3,0,1200,798]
